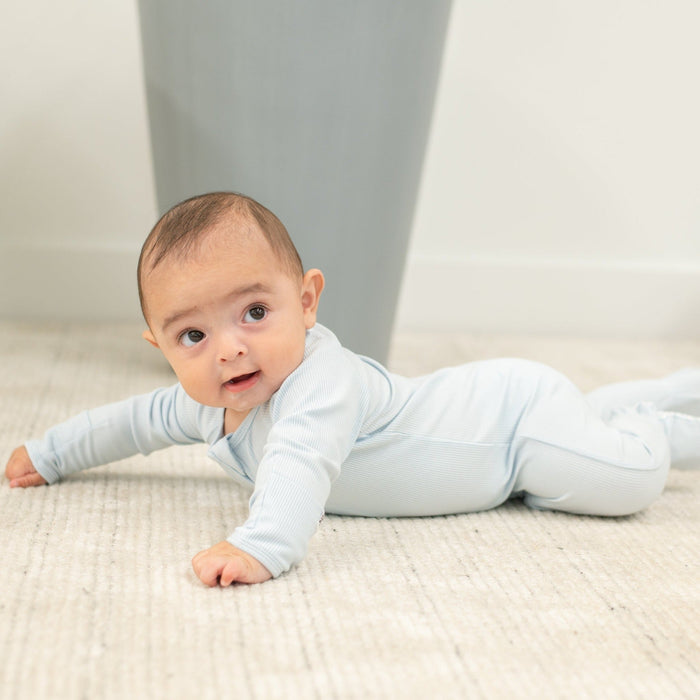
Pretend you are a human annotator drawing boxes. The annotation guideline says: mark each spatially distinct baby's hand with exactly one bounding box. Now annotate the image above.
[191,541,272,587]
[5,446,47,488]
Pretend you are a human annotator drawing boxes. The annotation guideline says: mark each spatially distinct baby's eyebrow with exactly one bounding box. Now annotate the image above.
[161,307,197,333]
[160,282,272,333]
[232,282,272,297]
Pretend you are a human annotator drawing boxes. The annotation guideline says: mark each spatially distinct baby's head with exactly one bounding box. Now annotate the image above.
[137,192,324,417]
[138,192,303,320]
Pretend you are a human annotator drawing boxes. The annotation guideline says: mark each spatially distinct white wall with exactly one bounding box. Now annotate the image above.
[396,0,700,336]
[0,1,157,321]
[2,1,700,337]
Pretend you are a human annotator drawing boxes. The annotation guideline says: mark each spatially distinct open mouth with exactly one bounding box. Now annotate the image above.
[228,371,258,385]
[224,371,260,393]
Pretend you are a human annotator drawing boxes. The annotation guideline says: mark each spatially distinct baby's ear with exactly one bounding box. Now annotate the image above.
[301,269,324,327]
[142,329,160,348]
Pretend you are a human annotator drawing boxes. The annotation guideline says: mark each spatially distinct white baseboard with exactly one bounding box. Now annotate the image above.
[395,255,700,337]
[0,244,142,322]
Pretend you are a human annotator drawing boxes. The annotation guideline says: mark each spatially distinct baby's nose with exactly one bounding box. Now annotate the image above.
[216,332,247,362]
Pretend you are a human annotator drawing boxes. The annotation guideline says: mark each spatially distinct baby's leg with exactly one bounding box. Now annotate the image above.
[586,368,700,463]
[587,368,700,417]
[511,366,671,516]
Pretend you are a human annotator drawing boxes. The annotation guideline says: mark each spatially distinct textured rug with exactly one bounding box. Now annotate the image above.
[1,322,698,699]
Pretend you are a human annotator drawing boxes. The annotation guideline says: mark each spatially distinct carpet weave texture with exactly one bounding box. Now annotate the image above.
[1,322,698,699]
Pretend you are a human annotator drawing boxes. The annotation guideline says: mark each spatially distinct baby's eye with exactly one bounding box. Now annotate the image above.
[180,329,205,347]
[244,305,267,323]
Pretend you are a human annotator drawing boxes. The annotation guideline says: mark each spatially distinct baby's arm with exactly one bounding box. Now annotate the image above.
[226,353,367,579]
[191,541,271,586]
[17,384,214,485]
[5,446,47,488]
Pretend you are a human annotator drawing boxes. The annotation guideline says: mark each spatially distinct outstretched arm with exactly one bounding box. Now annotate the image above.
[22,384,217,484]
[5,446,47,488]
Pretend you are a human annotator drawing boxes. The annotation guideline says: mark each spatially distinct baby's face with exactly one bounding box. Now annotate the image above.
[141,224,322,424]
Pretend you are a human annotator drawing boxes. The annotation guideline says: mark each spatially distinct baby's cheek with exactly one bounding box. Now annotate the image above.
[178,371,215,404]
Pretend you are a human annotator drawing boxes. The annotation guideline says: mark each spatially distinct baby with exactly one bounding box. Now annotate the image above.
[6,192,700,587]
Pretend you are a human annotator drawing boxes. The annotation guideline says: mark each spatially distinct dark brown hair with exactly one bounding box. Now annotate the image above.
[137,192,304,319]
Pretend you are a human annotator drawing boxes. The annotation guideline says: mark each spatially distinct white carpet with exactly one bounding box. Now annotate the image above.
[1,322,698,699]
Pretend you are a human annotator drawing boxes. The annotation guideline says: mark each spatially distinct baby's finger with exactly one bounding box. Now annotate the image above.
[195,561,222,587]
[219,558,246,587]
[10,472,47,488]
[192,553,230,587]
